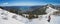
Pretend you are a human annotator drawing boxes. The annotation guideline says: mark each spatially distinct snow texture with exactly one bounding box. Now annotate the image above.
[0,7,60,24]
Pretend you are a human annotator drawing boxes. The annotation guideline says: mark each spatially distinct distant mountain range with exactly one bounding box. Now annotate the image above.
[0,4,60,15]
[0,6,43,13]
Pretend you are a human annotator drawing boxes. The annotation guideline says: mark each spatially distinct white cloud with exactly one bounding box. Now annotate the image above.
[0,2,9,6]
[3,2,8,5]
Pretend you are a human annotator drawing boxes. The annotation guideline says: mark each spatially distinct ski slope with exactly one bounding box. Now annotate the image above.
[0,8,49,24]
[0,7,60,24]
[0,8,25,24]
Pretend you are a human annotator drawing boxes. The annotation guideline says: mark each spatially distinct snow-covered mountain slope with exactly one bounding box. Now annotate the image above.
[0,7,60,24]
[0,8,51,24]
[0,8,26,24]
[0,8,49,24]
[50,15,60,24]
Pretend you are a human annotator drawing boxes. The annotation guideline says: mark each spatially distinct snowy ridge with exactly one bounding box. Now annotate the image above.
[0,8,26,24]
[0,6,60,24]
[0,8,49,24]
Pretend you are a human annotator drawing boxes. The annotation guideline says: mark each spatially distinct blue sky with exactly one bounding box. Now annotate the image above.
[0,0,60,6]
